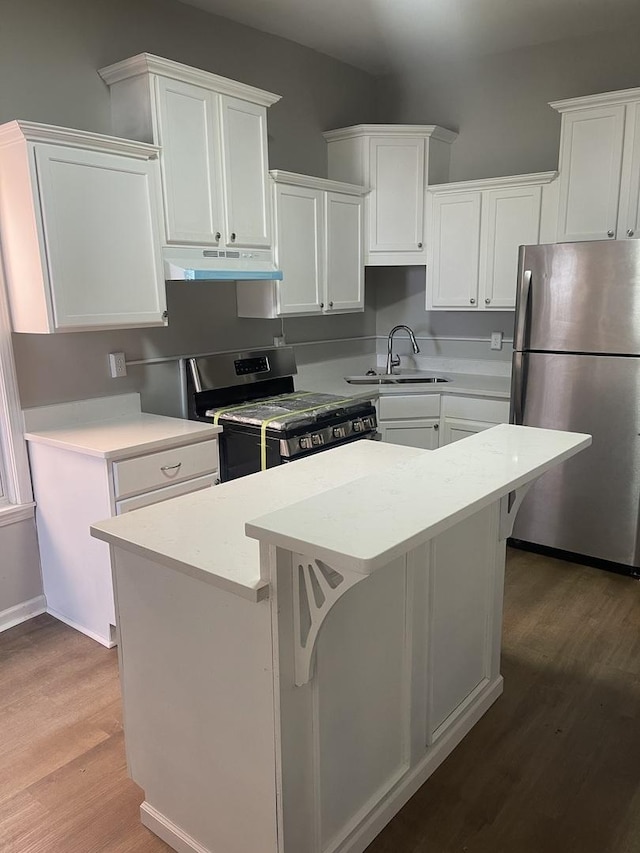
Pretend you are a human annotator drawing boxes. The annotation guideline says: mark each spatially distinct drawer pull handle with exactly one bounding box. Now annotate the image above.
[160,463,182,473]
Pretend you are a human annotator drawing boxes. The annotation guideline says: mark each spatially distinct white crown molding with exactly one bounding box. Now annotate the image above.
[99,53,282,108]
[550,88,640,113]
[323,124,458,144]
[269,169,367,195]
[0,120,160,159]
[427,170,558,195]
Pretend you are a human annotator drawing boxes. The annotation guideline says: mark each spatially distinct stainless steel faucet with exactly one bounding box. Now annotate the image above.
[385,325,420,374]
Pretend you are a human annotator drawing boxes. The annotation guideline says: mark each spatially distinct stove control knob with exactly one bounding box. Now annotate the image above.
[333,426,347,439]
[311,433,324,447]
[299,435,312,450]
[353,420,364,433]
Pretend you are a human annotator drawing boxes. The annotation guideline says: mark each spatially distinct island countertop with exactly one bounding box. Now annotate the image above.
[91,425,590,601]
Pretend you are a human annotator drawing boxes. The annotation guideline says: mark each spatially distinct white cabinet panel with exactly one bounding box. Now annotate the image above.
[482,185,542,308]
[274,184,323,315]
[429,192,481,308]
[619,102,640,240]
[220,96,271,248]
[0,122,166,333]
[440,418,494,446]
[369,137,425,254]
[325,191,363,312]
[155,77,221,245]
[380,420,439,449]
[556,104,625,242]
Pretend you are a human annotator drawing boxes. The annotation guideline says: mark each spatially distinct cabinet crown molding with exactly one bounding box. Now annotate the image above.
[550,87,640,113]
[323,124,458,144]
[98,53,282,108]
[427,171,557,195]
[0,120,160,159]
[269,170,367,196]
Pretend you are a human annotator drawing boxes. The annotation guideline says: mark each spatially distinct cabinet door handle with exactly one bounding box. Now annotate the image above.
[215,231,221,241]
[470,298,476,304]
[485,298,491,304]
[607,229,614,238]
[329,301,334,308]
[417,242,423,249]
[433,423,439,430]
[320,302,324,309]
[160,463,182,473]
[230,232,237,242]
[628,229,635,237]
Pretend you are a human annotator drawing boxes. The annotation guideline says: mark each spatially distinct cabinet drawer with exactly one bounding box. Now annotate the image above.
[112,440,218,500]
[378,394,440,421]
[115,473,218,514]
[441,396,509,423]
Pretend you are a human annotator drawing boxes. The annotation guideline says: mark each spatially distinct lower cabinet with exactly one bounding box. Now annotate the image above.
[27,435,219,647]
[378,392,510,449]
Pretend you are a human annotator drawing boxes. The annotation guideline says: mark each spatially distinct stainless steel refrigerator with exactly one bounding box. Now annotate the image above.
[511,239,640,574]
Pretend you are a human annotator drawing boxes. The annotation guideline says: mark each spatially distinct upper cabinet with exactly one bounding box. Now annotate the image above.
[323,125,457,266]
[0,121,167,333]
[236,171,365,318]
[551,89,640,242]
[98,54,280,257]
[426,172,557,311]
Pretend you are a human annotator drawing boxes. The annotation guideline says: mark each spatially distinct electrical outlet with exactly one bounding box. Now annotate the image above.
[108,352,127,378]
[273,335,285,347]
[490,331,503,351]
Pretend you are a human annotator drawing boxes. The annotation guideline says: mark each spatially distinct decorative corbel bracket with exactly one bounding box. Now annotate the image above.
[499,483,533,540]
[292,554,367,686]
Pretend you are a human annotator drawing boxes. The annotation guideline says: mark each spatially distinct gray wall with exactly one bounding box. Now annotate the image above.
[1,0,379,410]
[377,28,640,182]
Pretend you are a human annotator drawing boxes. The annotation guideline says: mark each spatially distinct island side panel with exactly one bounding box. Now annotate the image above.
[112,548,278,853]
[271,502,506,853]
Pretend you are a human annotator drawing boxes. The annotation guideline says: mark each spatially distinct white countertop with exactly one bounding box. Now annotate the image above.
[92,425,590,601]
[91,441,425,601]
[24,412,221,460]
[246,424,590,574]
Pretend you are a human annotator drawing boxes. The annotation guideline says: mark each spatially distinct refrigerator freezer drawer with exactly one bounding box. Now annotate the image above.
[512,351,640,567]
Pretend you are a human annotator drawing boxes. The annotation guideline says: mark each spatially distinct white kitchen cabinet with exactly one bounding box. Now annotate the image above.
[236,171,365,317]
[24,396,220,647]
[426,172,556,311]
[551,88,640,242]
[439,395,510,446]
[324,124,457,265]
[0,121,167,333]
[379,419,439,449]
[99,54,279,255]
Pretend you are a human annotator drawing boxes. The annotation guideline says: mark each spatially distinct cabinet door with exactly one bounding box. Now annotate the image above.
[274,184,324,315]
[618,102,640,240]
[380,419,439,449]
[325,192,364,312]
[368,137,425,254]
[34,144,166,330]
[481,185,542,309]
[220,96,271,248]
[440,418,494,446]
[155,77,223,245]
[556,105,625,242]
[428,192,481,308]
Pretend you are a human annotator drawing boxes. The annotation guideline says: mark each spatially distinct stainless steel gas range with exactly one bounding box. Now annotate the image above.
[180,347,378,481]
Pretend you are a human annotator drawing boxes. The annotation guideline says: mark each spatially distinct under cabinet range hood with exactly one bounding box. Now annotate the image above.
[163,247,283,282]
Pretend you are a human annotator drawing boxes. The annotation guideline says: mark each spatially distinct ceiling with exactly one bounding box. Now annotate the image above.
[177,0,640,74]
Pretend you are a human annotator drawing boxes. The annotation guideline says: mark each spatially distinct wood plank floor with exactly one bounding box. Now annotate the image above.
[1,548,639,853]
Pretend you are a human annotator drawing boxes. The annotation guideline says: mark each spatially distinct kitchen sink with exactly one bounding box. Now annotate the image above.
[345,375,449,385]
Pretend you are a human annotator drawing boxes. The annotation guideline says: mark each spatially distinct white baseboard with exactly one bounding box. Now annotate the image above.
[46,607,116,648]
[0,595,46,632]
[140,802,212,853]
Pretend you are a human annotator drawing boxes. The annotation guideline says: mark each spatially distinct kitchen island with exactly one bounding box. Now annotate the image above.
[91,425,589,853]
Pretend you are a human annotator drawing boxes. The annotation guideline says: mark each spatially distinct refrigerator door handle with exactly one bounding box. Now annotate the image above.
[514,268,532,351]
[511,351,527,425]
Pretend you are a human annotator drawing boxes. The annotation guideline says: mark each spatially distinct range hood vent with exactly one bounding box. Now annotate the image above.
[163,246,283,282]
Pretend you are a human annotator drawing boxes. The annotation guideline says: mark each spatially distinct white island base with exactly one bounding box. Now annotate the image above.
[91,426,590,853]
